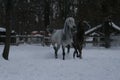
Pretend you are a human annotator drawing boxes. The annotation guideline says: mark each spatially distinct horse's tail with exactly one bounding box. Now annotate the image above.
[47,28,55,34]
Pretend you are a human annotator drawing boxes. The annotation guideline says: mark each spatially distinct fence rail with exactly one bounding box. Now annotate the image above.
[0,35,120,47]
[0,35,51,46]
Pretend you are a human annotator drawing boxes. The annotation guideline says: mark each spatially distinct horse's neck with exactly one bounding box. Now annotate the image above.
[62,30,72,43]
[64,29,72,39]
[63,23,67,34]
[63,22,73,40]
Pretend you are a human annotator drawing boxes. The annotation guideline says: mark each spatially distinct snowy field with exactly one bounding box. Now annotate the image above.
[0,44,120,80]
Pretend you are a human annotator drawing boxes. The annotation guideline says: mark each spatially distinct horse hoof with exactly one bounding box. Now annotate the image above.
[77,55,79,57]
[55,56,58,59]
[77,55,82,59]
[73,55,75,59]
[79,57,82,59]
[73,56,75,59]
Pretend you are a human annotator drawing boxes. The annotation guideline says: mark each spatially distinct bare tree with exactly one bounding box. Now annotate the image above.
[44,0,50,30]
[2,0,13,60]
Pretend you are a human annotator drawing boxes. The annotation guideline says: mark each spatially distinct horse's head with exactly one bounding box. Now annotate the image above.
[64,17,76,33]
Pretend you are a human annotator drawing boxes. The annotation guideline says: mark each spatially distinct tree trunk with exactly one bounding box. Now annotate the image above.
[44,0,50,30]
[2,0,13,60]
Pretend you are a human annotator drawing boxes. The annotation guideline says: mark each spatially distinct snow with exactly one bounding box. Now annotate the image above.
[111,22,120,31]
[0,44,120,80]
[0,27,6,32]
[85,22,120,35]
[85,24,102,35]
[0,27,15,33]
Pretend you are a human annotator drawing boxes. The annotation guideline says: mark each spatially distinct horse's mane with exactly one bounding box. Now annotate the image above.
[63,17,74,40]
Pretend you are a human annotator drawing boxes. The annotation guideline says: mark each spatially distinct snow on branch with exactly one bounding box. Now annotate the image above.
[85,24,102,35]
[111,22,120,31]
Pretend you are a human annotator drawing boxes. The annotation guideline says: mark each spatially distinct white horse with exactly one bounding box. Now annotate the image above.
[50,17,76,60]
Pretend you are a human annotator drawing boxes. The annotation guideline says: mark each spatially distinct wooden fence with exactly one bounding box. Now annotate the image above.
[0,35,51,46]
[0,35,120,47]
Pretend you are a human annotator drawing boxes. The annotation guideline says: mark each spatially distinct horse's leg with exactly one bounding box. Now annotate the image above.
[67,45,70,54]
[73,47,78,59]
[77,44,83,59]
[76,46,79,58]
[53,44,60,59]
[78,50,82,59]
[73,49,78,59]
[73,51,75,58]
[53,46,57,59]
[72,43,78,58]
[62,45,65,60]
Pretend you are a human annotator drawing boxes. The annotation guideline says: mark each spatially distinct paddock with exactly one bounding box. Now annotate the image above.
[0,44,120,80]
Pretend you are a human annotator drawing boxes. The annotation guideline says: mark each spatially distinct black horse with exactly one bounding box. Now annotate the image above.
[73,20,85,59]
[67,20,85,59]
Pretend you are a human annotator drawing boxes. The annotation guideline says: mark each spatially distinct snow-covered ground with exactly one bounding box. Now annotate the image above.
[0,44,120,80]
